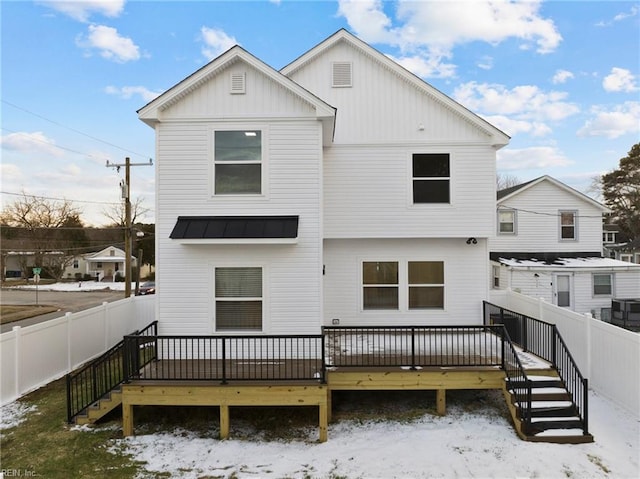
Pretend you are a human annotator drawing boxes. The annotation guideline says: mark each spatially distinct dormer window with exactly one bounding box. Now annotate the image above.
[332,62,352,88]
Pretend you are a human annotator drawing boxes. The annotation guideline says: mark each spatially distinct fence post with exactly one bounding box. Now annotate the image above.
[12,326,22,400]
[66,312,72,371]
[584,312,593,379]
[538,297,545,323]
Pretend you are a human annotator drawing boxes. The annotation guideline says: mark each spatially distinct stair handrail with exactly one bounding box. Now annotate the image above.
[484,301,589,436]
[66,321,158,423]
[499,325,534,435]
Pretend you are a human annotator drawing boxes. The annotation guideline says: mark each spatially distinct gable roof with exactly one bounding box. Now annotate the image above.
[280,29,510,148]
[497,175,610,212]
[138,45,336,143]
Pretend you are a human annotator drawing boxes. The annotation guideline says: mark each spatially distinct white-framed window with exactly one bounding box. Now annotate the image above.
[412,153,450,204]
[362,260,445,310]
[215,267,263,331]
[559,210,577,240]
[73,259,79,269]
[492,265,500,289]
[593,273,613,296]
[603,232,616,243]
[213,130,262,195]
[620,254,633,263]
[498,209,516,234]
[362,261,398,310]
[408,261,444,309]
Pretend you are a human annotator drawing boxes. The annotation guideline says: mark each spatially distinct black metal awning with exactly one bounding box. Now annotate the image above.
[170,216,299,241]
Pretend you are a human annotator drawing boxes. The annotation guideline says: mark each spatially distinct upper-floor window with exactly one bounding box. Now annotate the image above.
[593,273,613,296]
[214,130,262,195]
[412,154,450,204]
[559,211,577,240]
[215,267,263,331]
[362,261,398,310]
[603,232,616,243]
[498,209,516,234]
[492,265,500,289]
[73,259,79,269]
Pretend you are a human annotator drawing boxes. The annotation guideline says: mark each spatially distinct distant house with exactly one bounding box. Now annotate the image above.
[62,246,136,282]
[138,28,510,335]
[490,175,640,320]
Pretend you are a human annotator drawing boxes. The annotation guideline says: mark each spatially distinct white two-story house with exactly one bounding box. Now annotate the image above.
[490,175,640,320]
[138,29,509,335]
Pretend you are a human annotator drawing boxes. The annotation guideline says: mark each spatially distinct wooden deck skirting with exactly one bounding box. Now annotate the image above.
[120,363,554,442]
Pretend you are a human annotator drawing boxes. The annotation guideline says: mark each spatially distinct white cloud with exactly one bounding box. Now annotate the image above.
[336,0,561,78]
[497,146,573,170]
[602,67,639,93]
[477,55,494,71]
[200,27,237,61]
[453,82,580,121]
[387,52,456,79]
[0,163,24,183]
[596,5,638,27]
[0,131,65,157]
[482,115,551,137]
[552,69,574,84]
[38,0,125,22]
[105,85,161,103]
[577,101,640,139]
[76,24,140,62]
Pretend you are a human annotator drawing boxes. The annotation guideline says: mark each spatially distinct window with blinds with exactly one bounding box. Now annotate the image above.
[215,267,262,331]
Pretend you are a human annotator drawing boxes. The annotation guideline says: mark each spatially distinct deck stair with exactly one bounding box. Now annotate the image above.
[504,374,594,444]
[73,387,123,426]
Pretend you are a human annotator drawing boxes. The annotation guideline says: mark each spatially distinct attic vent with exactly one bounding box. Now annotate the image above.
[230,72,246,94]
[332,62,352,88]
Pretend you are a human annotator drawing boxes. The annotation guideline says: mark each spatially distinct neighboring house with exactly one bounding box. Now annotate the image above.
[605,236,640,264]
[62,246,136,282]
[138,29,510,335]
[490,175,640,320]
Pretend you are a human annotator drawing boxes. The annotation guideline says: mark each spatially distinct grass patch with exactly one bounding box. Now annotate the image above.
[0,305,59,324]
[0,377,141,478]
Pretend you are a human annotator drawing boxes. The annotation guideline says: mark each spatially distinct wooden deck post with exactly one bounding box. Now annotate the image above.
[219,404,230,439]
[436,389,446,416]
[326,390,332,422]
[319,403,328,442]
[122,402,134,436]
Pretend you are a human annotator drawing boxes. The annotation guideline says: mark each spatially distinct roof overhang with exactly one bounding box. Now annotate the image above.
[170,216,299,244]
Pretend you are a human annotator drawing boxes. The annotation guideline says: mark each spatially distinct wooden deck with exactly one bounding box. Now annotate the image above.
[121,351,553,442]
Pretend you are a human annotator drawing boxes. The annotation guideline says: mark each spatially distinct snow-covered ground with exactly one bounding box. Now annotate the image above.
[7,280,127,291]
[3,390,637,478]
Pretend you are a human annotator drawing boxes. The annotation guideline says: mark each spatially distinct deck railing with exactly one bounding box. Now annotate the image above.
[323,325,505,368]
[483,301,589,435]
[122,334,325,383]
[66,321,157,423]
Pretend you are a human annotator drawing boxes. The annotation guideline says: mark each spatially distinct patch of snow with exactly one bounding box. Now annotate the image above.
[8,281,127,292]
[0,401,37,430]
[111,390,639,478]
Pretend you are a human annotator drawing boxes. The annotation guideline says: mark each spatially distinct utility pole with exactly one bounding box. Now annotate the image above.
[106,157,153,298]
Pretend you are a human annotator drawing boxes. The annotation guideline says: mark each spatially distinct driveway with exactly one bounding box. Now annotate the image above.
[0,289,126,333]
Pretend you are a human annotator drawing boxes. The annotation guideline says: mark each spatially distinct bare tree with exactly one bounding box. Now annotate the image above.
[101,196,150,227]
[0,192,88,280]
[496,173,522,191]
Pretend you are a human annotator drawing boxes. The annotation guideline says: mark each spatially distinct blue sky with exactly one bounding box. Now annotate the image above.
[1,0,639,226]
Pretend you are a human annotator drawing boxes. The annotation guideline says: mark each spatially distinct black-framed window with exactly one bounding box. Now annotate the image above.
[215,267,262,331]
[412,153,450,203]
[214,130,262,194]
[363,262,398,310]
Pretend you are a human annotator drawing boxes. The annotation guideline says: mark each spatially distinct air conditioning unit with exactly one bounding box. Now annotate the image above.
[611,299,640,331]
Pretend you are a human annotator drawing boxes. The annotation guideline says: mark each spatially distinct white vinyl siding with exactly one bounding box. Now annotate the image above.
[324,238,488,326]
[492,180,605,253]
[154,120,323,335]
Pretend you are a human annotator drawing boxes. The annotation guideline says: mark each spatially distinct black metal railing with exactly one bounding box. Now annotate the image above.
[323,325,504,368]
[123,334,325,383]
[483,301,589,435]
[66,321,157,423]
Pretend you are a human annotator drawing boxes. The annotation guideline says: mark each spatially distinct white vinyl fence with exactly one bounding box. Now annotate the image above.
[1,295,155,406]
[490,289,640,418]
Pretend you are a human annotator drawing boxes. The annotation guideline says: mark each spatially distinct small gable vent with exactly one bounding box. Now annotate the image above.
[230,72,246,94]
[332,62,352,88]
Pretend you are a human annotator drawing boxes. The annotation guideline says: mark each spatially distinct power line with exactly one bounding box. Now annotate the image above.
[1,99,151,160]
[0,190,121,206]
[498,206,607,219]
